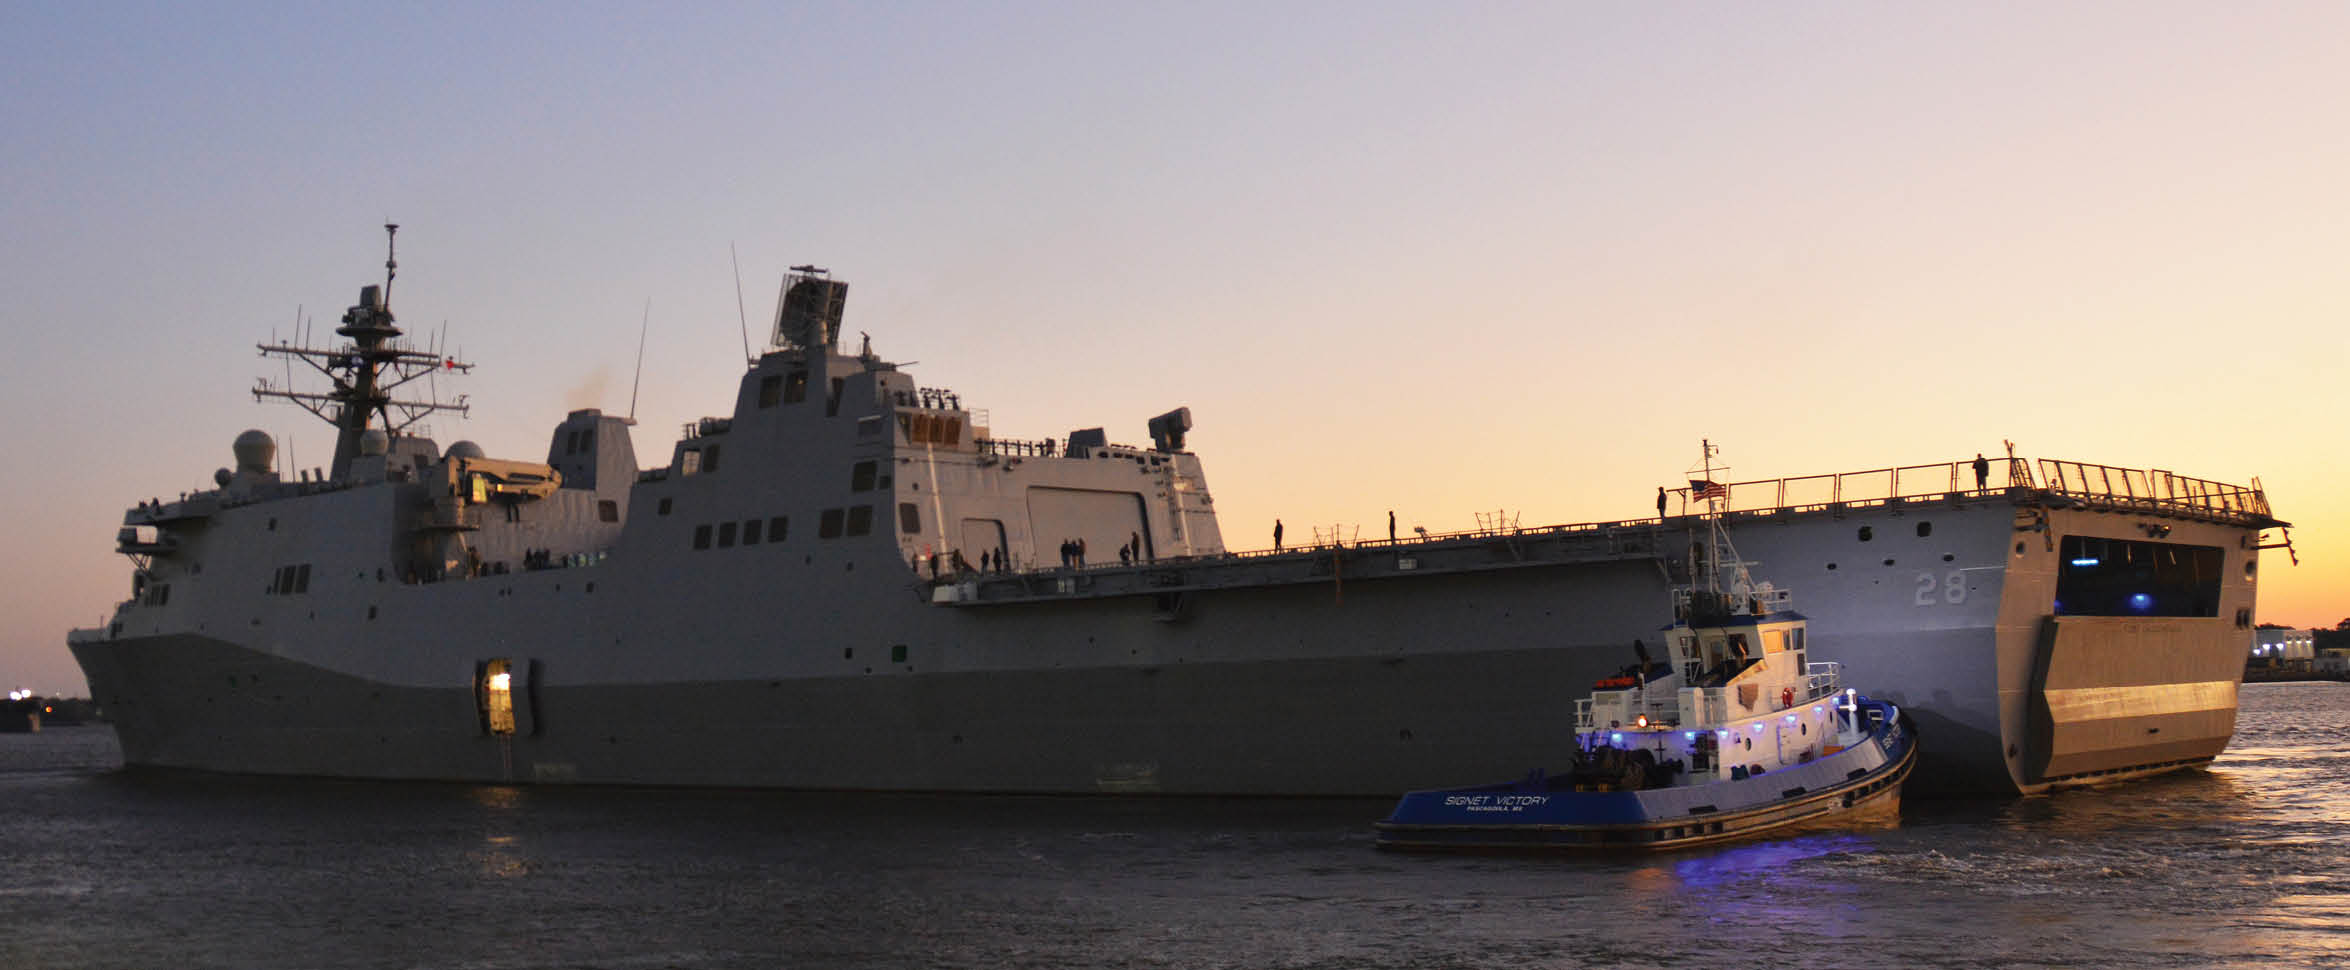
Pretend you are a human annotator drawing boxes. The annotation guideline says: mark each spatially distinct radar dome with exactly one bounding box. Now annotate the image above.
[446,440,486,460]
[232,430,276,474]
[358,429,390,456]
[213,468,233,487]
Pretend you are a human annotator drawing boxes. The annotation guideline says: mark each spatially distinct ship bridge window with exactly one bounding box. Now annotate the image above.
[852,461,877,492]
[693,524,712,550]
[900,503,921,534]
[785,370,809,403]
[846,505,874,536]
[703,445,721,474]
[718,522,738,548]
[658,497,673,516]
[769,515,789,542]
[2053,535,2222,617]
[599,500,620,523]
[743,518,763,544]
[820,508,845,539]
[758,375,782,408]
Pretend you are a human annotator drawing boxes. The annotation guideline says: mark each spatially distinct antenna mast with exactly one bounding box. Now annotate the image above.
[253,224,473,479]
[1682,439,1764,618]
[630,298,650,422]
[731,243,753,364]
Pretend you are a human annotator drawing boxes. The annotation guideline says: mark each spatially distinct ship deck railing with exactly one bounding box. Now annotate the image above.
[1666,455,2276,527]
[931,519,1671,608]
[929,455,2277,608]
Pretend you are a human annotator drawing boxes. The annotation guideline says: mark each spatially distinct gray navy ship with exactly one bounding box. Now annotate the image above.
[70,229,2290,796]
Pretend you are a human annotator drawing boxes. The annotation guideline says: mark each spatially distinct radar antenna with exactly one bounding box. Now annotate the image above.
[771,265,848,354]
[253,224,473,479]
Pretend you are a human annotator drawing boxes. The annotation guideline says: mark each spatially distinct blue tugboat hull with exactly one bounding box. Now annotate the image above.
[1374,702,1916,851]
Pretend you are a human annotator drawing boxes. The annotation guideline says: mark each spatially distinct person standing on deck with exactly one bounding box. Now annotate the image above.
[1274,519,1284,551]
[1974,453,1991,490]
[1657,486,1669,519]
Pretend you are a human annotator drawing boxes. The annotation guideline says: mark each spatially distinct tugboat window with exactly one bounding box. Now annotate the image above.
[743,519,763,544]
[845,505,873,536]
[718,522,738,548]
[692,524,712,550]
[768,516,789,542]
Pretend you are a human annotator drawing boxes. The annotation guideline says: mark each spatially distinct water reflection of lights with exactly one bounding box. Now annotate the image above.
[1671,833,1883,892]
[468,785,533,878]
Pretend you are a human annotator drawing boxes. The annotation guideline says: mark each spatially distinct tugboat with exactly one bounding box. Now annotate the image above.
[1375,444,1918,852]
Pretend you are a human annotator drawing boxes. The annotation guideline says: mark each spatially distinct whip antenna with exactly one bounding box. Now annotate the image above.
[629,298,650,422]
[731,242,753,364]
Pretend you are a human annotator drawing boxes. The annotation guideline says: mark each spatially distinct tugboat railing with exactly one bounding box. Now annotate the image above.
[1802,661,1843,703]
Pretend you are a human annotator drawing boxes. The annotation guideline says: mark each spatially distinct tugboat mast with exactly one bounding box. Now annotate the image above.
[1684,439,1770,621]
[253,224,473,478]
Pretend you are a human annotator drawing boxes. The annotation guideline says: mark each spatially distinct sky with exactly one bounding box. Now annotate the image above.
[4,2,2345,695]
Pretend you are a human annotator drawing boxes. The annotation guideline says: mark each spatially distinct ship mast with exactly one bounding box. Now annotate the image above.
[253,224,473,478]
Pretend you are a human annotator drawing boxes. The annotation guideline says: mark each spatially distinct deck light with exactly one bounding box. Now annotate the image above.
[1610,732,1623,744]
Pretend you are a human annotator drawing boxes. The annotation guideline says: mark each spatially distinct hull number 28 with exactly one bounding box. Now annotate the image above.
[1915,571,1968,606]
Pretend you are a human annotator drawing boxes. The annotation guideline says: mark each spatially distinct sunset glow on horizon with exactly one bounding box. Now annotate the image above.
[4,3,2346,694]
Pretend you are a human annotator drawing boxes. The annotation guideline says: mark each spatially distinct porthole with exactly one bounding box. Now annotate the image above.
[2244,561,2257,577]
[1826,563,1838,571]
[1858,526,1873,542]
[1942,554,1955,562]
[2015,541,2027,555]
[1882,558,1895,567]
[1916,522,1932,538]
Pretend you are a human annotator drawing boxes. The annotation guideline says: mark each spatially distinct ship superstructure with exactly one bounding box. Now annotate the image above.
[71,234,2288,795]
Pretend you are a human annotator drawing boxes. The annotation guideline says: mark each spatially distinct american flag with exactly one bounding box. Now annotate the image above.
[1689,479,1728,500]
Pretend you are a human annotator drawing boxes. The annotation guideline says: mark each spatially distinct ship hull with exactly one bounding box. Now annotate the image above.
[73,489,2251,796]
